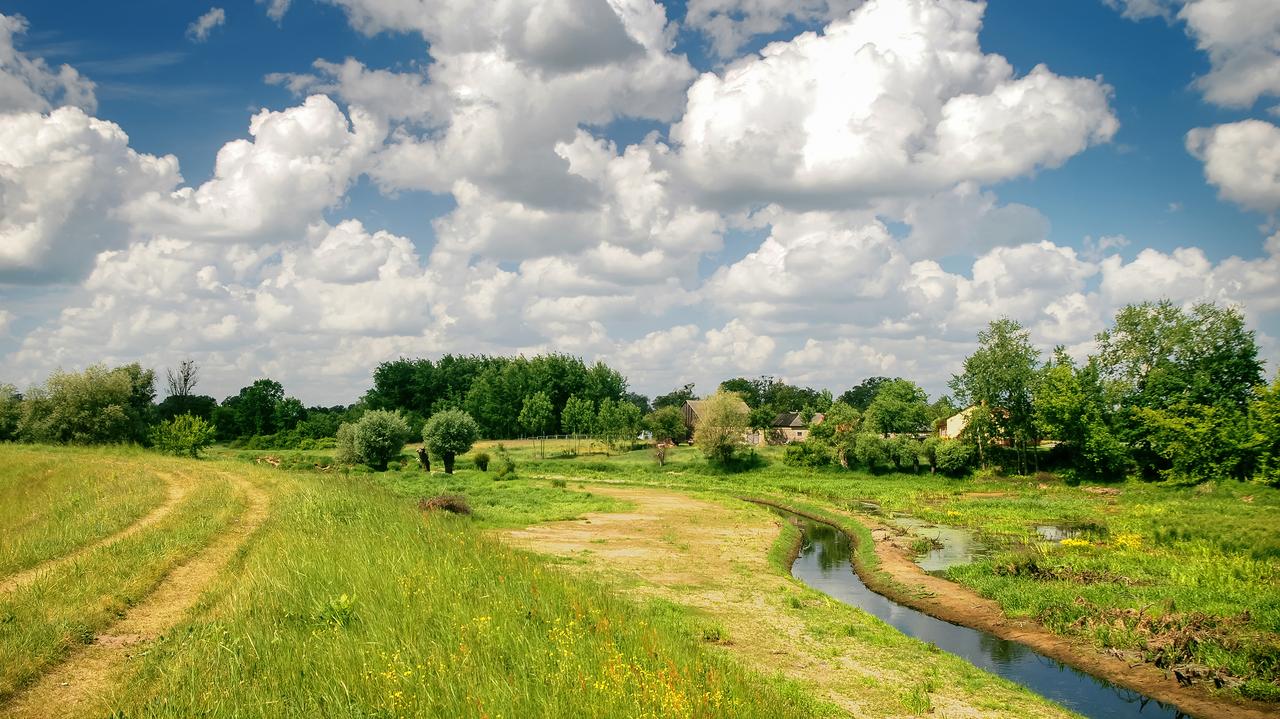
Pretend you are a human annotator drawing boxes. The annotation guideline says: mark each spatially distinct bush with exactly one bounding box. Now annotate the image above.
[473,451,490,471]
[335,410,411,471]
[783,440,831,468]
[418,494,472,515]
[935,440,975,476]
[890,436,922,473]
[493,447,517,480]
[150,414,217,458]
[422,409,481,474]
[854,433,889,470]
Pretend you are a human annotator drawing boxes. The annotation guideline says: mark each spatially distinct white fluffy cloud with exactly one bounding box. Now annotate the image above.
[125,95,382,240]
[0,108,180,282]
[1186,119,1280,214]
[0,14,96,114]
[686,0,863,59]
[672,0,1118,209]
[1107,0,1280,108]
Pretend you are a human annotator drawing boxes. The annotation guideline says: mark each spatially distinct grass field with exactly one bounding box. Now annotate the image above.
[0,445,821,718]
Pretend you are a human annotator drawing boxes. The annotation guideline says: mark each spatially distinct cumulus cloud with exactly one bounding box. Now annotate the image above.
[1186,119,1280,214]
[671,0,1118,209]
[686,0,863,59]
[0,108,180,282]
[0,13,96,113]
[187,7,226,42]
[1106,0,1280,108]
[125,95,383,240]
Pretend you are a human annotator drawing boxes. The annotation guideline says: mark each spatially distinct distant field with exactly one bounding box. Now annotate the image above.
[0,445,821,718]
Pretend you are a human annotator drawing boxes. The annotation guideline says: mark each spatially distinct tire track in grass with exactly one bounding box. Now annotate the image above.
[0,470,271,719]
[0,471,190,594]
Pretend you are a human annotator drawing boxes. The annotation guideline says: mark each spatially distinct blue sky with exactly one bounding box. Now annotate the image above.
[1,0,1278,403]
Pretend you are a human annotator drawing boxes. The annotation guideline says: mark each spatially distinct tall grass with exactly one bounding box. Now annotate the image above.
[0,468,243,699]
[0,445,167,576]
[108,473,820,718]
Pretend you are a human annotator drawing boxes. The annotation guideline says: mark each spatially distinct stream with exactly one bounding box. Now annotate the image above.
[777,509,1189,719]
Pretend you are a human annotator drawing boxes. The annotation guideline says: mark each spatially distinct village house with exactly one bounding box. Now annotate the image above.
[938,406,975,439]
[769,411,824,444]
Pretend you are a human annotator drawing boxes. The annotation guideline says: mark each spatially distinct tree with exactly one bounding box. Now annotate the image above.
[1250,375,1280,486]
[950,318,1041,474]
[1136,403,1251,483]
[864,379,929,435]
[890,435,922,473]
[935,441,975,476]
[840,377,891,411]
[151,414,217,458]
[336,410,411,471]
[693,391,748,465]
[518,391,554,457]
[653,383,696,410]
[561,395,595,452]
[854,433,888,471]
[645,406,686,444]
[809,401,860,467]
[166,359,199,398]
[1034,349,1129,481]
[0,384,21,441]
[229,379,285,437]
[719,378,761,407]
[422,409,481,474]
[17,364,154,445]
[596,399,641,451]
[273,396,307,433]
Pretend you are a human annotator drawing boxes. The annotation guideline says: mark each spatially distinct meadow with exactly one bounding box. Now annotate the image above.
[0,445,820,718]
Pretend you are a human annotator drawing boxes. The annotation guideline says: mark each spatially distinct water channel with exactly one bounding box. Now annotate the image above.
[777,509,1189,719]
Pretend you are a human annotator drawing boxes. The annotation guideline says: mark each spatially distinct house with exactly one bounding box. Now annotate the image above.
[768,411,823,444]
[939,407,975,439]
[682,398,754,443]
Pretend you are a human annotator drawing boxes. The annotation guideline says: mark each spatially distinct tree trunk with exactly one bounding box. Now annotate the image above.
[444,452,455,474]
[417,447,430,472]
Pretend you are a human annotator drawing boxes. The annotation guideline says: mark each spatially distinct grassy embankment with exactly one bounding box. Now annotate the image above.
[0,445,821,718]
[446,438,1279,702]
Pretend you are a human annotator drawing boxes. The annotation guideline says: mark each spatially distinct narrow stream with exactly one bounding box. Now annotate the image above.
[778,510,1189,719]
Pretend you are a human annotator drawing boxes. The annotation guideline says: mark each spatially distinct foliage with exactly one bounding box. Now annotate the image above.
[950,318,1041,472]
[935,440,975,476]
[335,410,411,471]
[364,353,628,439]
[839,376,892,411]
[921,436,941,473]
[719,375,832,418]
[561,394,595,437]
[693,391,749,465]
[492,445,517,479]
[473,451,490,471]
[16,363,155,445]
[889,435,922,473]
[0,384,20,441]
[149,414,217,458]
[1136,403,1252,483]
[864,379,929,435]
[596,398,641,450]
[783,440,831,468]
[422,409,481,474]
[809,402,860,467]
[1251,376,1280,486]
[518,391,555,437]
[652,382,697,410]
[1034,350,1130,482]
[645,405,686,444]
[853,433,888,471]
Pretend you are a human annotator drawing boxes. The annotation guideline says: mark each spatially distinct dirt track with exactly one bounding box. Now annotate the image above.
[0,471,270,719]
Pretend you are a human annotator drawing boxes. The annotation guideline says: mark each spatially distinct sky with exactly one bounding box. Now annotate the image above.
[1,0,1279,405]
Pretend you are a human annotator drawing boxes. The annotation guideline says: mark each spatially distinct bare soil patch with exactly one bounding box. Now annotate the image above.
[504,486,1076,718]
[0,471,270,719]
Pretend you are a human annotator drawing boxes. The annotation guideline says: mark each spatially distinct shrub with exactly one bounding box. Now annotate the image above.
[473,451,490,471]
[693,390,749,465]
[550,478,567,488]
[921,436,941,473]
[854,433,888,470]
[422,409,481,474]
[493,447,517,480]
[890,436,922,472]
[150,414,217,458]
[335,410,411,471]
[935,440,975,476]
[783,440,831,468]
[418,494,472,516]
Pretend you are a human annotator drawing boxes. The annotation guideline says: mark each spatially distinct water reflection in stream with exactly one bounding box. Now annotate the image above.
[780,510,1188,719]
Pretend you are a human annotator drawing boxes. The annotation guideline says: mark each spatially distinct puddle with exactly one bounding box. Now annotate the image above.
[886,515,993,573]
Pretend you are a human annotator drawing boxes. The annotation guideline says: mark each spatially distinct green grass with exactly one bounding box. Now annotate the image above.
[106,463,822,718]
[0,445,168,576]
[0,460,244,700]
[484,439,1280,699]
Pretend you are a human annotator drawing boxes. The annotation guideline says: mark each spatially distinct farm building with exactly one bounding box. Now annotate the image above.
[939,406,975,439]
[769,411,824,444]
[682,397,751,433]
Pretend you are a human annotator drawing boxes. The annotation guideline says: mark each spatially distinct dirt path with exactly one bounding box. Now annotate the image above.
[503,486,1076,719]
[0,471,191,594]
[816,504,1280,719]
[0,471,271,719]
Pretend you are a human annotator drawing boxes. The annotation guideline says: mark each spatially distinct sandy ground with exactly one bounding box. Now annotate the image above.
[504,485,1079,718]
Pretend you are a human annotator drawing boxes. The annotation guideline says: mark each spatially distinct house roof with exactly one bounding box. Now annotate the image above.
[772,412,806,428]
[684,398,750,420]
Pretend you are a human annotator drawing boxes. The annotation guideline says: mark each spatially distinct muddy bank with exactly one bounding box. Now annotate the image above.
[745,496,1277,719]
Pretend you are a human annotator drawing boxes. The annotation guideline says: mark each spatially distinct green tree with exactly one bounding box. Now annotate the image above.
[693,391,748,465]
[1034,349,1129,481]
[854,432,888,471]
[935,440,975,476]
[422,409,481,474]
[596,399,642,451]
[645,406,686,444]
[0,384,20,441]
[839,377,891,411]
[150,414,217,458]
[809,402,860,468]
[889,435,922,473]
[719,377,762,407]
[864,379,929,435]
[1250,375,1280,486]
[1136,403,1251,483]
[950,318,1041,473]
[17,364,154,445]
[336,410,411,471]
[518,391,555,457]
[561,394,595,452]
[653,383,697,410]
